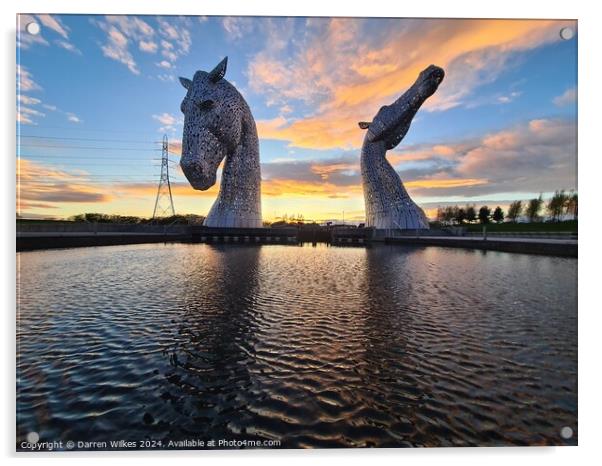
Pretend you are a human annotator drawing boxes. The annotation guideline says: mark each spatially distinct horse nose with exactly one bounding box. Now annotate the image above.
[427,65,444,83]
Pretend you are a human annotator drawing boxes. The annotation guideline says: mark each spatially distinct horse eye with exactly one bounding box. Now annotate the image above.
[198,99,214,111]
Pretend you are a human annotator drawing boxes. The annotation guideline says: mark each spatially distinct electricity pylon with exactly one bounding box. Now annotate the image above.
[152,134,175,219]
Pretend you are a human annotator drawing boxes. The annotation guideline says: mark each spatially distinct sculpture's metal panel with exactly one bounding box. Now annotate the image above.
[360,65,445,230]
[179,57,262,228]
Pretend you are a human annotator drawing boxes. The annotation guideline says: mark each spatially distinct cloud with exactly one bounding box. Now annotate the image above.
[67,113,82,123]
[17,159,112,215]
[17,117,574,219]
[19,107,45,118]
[17,65,41,92]
[553,87,577,107]
[17,106,45,125]
[168,139,182,154]
[222,17,255,40]
[497,91,521,104]
[36,14,69,39]
[18,95,41,105]
[249,18,576,150]
[99,25,140,74]
[139,40,158,53]
[17,67,45,125]
[156,60,172,69]
[152,112,182,133]
[105,15,155,40]
[55,39,81,54]
[17,14,81,54]
[260,155,485,200]
[259,117,575,203]
[156,17,192,67]
[152,112,178,125]
[93,16,157,74]
[17,15,50,49]
[405,178,488,189]
[16,80,83,126]
[446,118,577,195]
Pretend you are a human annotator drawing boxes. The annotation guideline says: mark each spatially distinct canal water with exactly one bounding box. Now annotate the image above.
[17,243,577,448]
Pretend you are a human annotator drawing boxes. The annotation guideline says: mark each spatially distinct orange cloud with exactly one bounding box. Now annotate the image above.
[252,18,575,150]
[310,162,359,180]
[113,181,218,199]
[261,178,362,198]
[17,159,113,215]
[18,116,575,220]
[405,178,488,189]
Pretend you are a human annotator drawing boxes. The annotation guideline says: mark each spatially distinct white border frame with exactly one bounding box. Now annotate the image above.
[3,1,600,465]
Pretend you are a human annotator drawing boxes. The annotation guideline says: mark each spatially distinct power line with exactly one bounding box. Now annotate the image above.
[20,155,158,161]
[18,163,160,167]
[19,143,161,151]
[18,134,159,144]
[17,124,162,136]
[24,181,154,184]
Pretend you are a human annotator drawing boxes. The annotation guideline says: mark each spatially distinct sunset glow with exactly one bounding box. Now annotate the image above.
[17,16,577,222]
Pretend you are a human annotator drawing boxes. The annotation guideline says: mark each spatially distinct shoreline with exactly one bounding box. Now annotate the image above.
[384,236,577,258]
[17,231,577,257]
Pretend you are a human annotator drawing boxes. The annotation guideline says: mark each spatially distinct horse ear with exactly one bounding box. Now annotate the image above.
[179,77,192,90]
[208,57,228,83]
[358,121,371,129]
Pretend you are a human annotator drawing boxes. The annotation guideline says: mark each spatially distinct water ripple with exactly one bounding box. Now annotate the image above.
[17,243,577,448]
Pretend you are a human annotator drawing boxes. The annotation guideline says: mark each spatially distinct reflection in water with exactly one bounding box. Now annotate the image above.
[17,243,577,448]
[162,245,262,439]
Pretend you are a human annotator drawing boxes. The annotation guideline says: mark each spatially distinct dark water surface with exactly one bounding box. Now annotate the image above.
[17,243,577,448]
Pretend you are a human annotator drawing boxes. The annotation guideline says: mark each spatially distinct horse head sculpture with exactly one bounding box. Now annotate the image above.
[179,57,262,228]
[359,65,444,230]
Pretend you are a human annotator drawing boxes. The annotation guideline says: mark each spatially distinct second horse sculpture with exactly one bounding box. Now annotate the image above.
[360,65,444,230]
[179,57,262,228]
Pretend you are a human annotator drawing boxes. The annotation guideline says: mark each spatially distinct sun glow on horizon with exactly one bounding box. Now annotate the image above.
[16,16,577,221]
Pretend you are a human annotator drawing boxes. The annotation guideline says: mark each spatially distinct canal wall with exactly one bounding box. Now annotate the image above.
[17,232,186,251]
[17,224,300,251]
[16,223,577,257]
[189,226,299,244]
[17,222,190,252]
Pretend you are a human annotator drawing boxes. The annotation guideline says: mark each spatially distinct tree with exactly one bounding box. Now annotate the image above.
[492,206,504,223]
[465,205,477,224]
[506,200,523,222]
[443,206,455,225]
[478,206,491,224]
[566,190,578,220]
[454,207,466,225]
[547,190,568,222]
[526,195,543,222]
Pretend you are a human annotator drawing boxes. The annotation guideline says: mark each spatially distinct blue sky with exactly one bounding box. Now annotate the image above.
[17,15,577,221]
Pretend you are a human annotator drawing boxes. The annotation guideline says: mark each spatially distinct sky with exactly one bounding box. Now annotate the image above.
[16,15,577,222]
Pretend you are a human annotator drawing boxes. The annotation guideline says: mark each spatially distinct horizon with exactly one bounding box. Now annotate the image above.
[16,15,578,222]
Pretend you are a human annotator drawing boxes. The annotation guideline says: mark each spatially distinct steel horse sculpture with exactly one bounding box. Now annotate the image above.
[179,57,262,228]
[359,65,445,229]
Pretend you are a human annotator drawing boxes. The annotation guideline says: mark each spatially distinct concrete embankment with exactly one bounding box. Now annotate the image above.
[16,223,577,257]
[385,236,577,258]
[17,224,300,252]
[17,232,188,252]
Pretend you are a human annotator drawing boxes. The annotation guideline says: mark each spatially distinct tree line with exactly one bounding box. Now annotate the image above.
[435,190,577,225]
[68,213,206,225]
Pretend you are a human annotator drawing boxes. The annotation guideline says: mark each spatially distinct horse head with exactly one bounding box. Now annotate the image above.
[179,57,247,190]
